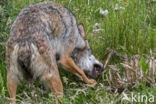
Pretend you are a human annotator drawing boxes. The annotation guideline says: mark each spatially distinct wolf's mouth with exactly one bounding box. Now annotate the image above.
[93,64,103,74]
[84,64,103,79]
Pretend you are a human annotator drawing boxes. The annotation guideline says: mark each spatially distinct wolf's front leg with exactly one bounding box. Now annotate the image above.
[60,56,96,85]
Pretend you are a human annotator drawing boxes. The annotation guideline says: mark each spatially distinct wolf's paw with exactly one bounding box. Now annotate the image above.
[88,79,96,85]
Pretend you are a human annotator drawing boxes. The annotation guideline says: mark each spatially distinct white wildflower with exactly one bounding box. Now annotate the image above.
[99,8,109,16]
[115,4,125,11]
[95,23,100,27]
[93,23,100,29]
[93,23,103,33]
[93,28,104,33]
[123,77,127,82]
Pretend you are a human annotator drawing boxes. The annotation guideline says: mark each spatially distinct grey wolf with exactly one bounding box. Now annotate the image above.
[6,2,104,104]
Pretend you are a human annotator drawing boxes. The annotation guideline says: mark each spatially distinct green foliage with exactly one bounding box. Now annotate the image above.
[140,56,149,73]
[0,0,156,103]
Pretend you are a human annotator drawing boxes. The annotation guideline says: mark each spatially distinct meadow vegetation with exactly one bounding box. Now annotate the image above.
[0,0,156,104]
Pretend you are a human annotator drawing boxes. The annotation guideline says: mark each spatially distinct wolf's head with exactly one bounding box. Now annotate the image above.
[72,24,104,79]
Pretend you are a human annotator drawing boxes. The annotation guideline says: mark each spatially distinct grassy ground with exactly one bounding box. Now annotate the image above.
[0,0,156,104]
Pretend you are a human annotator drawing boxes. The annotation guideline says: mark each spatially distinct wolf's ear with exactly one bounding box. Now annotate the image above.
[85,40,89,48]
[78,23,85,38]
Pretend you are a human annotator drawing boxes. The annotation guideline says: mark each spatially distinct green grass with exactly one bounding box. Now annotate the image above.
[0,0,156,104]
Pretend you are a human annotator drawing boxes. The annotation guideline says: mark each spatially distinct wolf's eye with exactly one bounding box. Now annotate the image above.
[74,46,85,53]
[77,46,86,51]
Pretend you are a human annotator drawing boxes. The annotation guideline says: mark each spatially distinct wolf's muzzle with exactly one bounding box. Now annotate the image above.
[85,62,104,79]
